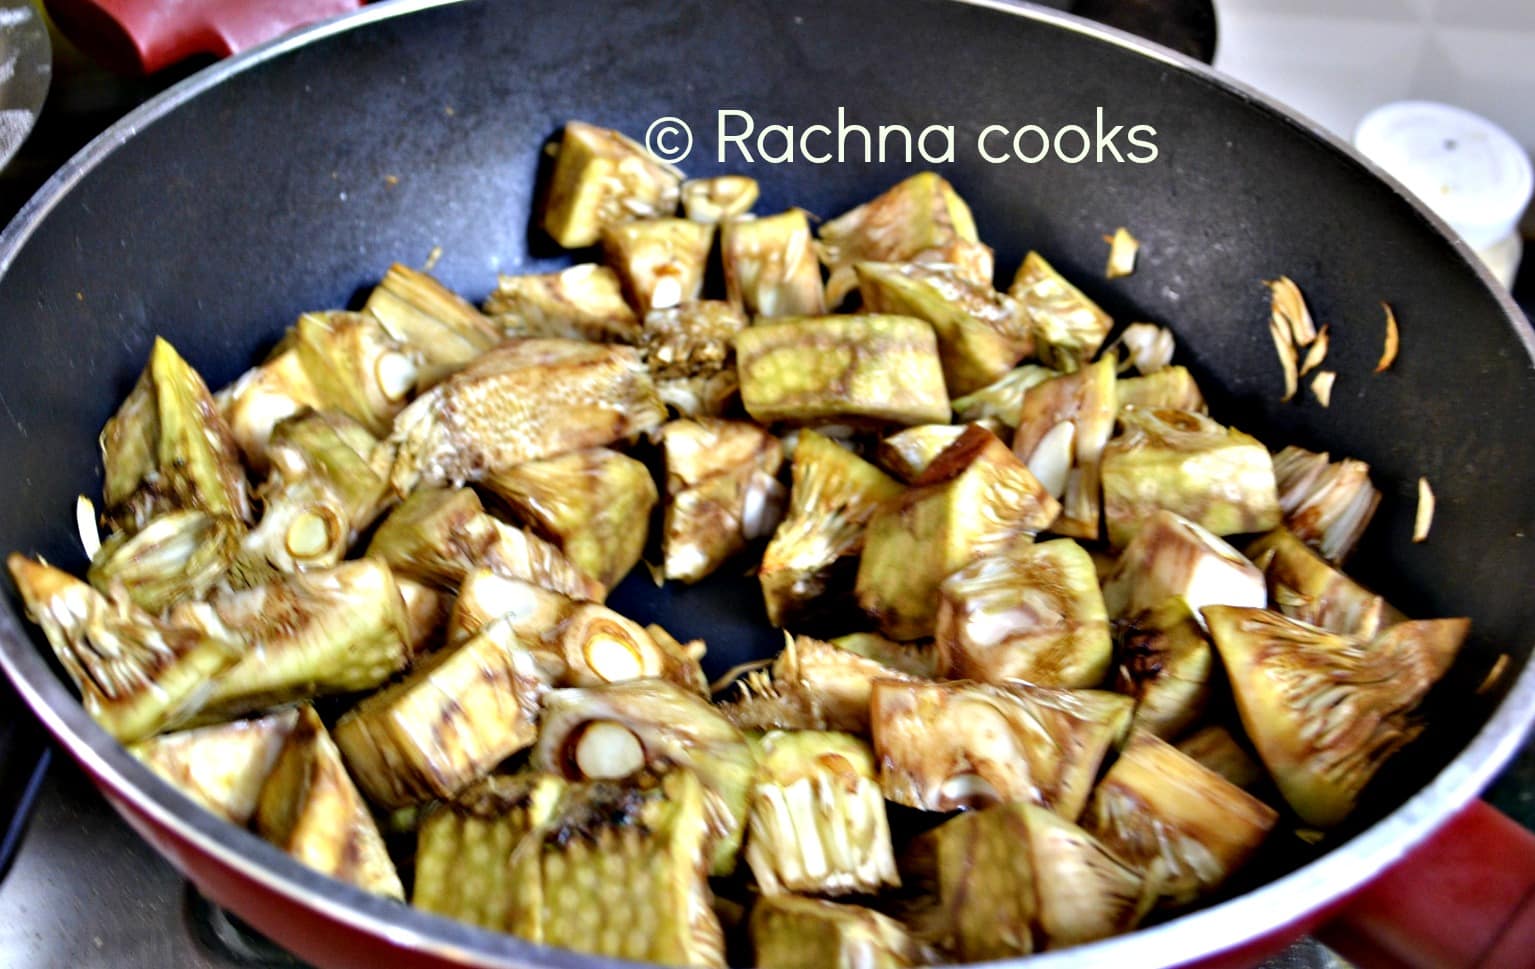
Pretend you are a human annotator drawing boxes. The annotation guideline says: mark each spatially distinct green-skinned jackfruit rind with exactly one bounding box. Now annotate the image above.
[130,708,300,826]
[87,510,240,613]
[1246,527,1401,639]
[1203,605,1467,828]
[760,430,904,627]
[735,315,951,427]
[334,616,558,808]
[178,559,413,720]
[935,538,1111,688]
[537,770,725,966]
[870,678,1132,819]
[1100,408,1281,547]
[100,337,252,534]
[855,261,1033,395]
[254,705,404,899]
[828,633,941,680]
[412,773,567,935]
[542,121,685,250]
[722,209,827,318]
[816,172,984,307]
[1082,729,1277,906]
[9,554,239,743]
[751,895,919,969]
[483,263,642,344]
[857,425,1060,641]
[745,730,899,897]
[1008,251,1114,373]
[532,679,757,876]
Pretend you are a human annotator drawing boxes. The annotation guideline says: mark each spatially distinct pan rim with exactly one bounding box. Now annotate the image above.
[1,0,1532,967]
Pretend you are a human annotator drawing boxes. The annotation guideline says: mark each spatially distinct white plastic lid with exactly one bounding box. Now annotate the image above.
[1355,101,1533,251]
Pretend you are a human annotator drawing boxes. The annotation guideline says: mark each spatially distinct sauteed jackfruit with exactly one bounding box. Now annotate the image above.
[9,121,1471,968]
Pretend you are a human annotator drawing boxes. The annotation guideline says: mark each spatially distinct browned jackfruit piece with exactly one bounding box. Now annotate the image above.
[1118,366,1207,414]
[482,447,657,590]
[640,301,747,418]
[1271,445,1381,563]
[752,895,919,969]
[870,678,1131,818]
[760,430,903,627]
[1011,357,1118,539]
[681,175,759,223]
[387,338,665,493]
[483,263,641,343]
[366,487,604,601]
[1112,597,1213,740]
[661,419,785,583]
[856,425,1059,640]
[935,538,1111,688]
[178,559,413,719]
[856,261,1032,395]
[541,121,684,249]
[364,264,501,386]
[412,773,565,935]
[254,705,403,899]
[735,315,951,426]
[531,679,756,875]
[333,616,559,807]
[1101,509,1267,621]
[130,708,300,825]
[920,801,1145,958]
[101,337,252,534]
[1082,729,1276,905]
[1100,408,1280,547]
[529,769,725,966]
[1008,251,1113,372]
[722,209,826,318]
[951,364,1059,428]
[816,172,984,306]
[1205,605,1467,827]
[1246,527,1401,638]
[8,554,238,743]
[603,217,713,315]
[745,730,899,897]
[87,510,239,613]
[874,424,971,483]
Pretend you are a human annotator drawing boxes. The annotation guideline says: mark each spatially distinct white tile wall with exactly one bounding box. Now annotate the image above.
[1214,0,1535,152]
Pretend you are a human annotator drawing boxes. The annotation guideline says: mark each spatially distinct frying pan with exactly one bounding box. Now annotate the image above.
[0,1,1532,967]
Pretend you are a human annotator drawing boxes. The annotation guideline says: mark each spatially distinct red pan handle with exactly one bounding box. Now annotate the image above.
[44,0,364,74]
[1319,800,1535,968]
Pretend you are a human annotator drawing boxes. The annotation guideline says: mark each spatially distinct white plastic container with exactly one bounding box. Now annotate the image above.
[1355,101,1533,288]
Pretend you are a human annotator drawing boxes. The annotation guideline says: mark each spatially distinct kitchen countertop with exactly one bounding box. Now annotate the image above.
[0,13,1531,969]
